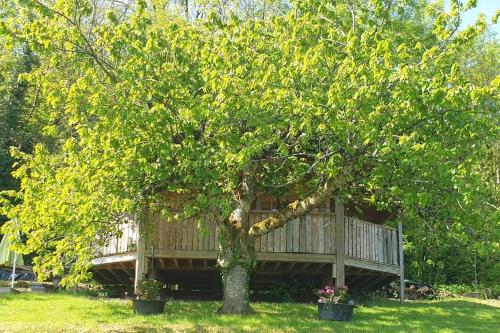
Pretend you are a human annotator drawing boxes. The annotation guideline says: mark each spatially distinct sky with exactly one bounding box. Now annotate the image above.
[444,0,500,34]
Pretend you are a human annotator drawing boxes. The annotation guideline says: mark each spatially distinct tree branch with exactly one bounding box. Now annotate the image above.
[32,0,117,82]
[248,180,334,238]
[228,168,256,230]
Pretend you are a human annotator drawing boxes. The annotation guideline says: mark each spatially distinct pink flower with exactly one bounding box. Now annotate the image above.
[318,289,325,294]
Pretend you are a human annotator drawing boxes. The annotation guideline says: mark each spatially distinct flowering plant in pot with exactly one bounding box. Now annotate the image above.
[317,285,354,321]
[132,279,165,315]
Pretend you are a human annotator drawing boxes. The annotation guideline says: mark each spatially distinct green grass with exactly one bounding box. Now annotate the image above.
[0,293,498,332]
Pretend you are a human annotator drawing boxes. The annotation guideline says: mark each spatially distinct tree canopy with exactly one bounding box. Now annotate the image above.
[0,0,498,313]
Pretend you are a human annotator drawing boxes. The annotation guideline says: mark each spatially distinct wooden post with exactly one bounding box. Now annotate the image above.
[398,221,404,303]
[334,199,345,288]
[134,212,148,295]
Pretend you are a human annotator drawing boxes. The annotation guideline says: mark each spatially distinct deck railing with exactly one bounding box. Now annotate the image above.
[100,222,138,256]
[345,217,399,266]
[252,211,335,254]
[98,212,399,267]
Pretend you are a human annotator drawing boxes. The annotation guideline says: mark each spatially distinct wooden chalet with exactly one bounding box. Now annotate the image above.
[92,197,404,296]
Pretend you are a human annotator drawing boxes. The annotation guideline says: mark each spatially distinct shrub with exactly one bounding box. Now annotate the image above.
[436,284,476,297]
[436,284,500,299]
[137,279,161,300]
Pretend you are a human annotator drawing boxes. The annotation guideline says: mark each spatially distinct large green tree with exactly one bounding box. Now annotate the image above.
[403,31,499,287]
[1,0,498,314]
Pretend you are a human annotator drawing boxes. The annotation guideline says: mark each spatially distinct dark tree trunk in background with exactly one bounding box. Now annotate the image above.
[184,0,189,18]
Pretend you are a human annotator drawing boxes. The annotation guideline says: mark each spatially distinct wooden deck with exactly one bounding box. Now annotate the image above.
[94,209,401,288]
[100,212,399,267]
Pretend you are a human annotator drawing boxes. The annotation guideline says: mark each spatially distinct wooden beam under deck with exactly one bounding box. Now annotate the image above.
[147,249,338,263]
[347,274,366,287]
[91,252,136,266]
[92,270,111,284]
[109,268,130,284]
[98,269,119,284]
[158,258,167,270]
[93,251,398,276]
[298,262,312,273]
[286,262,297,272]
[118,262,134,276]
[398,221,405,303]
[345,257,399,275]
[363,274,390,290]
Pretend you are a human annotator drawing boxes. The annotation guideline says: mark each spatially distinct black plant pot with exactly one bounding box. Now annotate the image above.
[318,303,354,321]
[132,299,166,315]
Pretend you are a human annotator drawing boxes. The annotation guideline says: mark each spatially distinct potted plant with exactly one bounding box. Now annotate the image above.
[132,279,165,315]
[317,285,355,321]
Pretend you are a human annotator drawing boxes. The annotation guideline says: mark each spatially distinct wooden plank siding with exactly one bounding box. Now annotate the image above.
[98,211,399,267]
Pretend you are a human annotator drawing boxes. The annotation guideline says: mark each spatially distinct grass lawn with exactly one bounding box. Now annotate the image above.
[0,293,498,333]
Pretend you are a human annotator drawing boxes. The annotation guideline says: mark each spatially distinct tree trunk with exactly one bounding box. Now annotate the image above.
[217,171,256,314]
[217,224,255,315]
[220,262,252,314]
